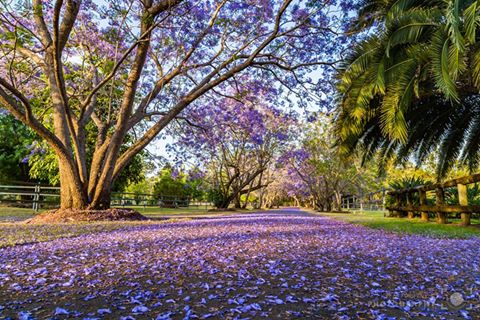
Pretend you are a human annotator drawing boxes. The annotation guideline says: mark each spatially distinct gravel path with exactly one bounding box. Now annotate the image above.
[1,209,479,319]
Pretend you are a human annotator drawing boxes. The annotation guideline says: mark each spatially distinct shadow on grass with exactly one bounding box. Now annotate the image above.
[314,210,480,239]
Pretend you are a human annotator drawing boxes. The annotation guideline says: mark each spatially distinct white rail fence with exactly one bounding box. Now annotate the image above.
[341,189,387,211]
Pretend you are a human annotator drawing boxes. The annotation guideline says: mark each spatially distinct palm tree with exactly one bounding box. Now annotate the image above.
[335,0,480,178]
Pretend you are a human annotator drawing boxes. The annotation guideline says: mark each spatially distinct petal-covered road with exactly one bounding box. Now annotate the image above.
[1,209,480,319]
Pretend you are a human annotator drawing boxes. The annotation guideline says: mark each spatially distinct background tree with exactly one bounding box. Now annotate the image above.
[282,116,361,211]
[152,165,206,207]
[260,168,294,208]
[0,0,355,212]
[153,166,190,207]
[171,89,296,209]
[124,179,154,205]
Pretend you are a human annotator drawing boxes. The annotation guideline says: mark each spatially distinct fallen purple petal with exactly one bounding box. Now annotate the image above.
[0,210,479,319]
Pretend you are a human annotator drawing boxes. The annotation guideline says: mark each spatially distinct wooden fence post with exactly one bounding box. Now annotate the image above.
[458,184,470,226]
[382,188,386,211]
[32,184,40,212]
[435,187,447,224]
[360,194,364,212]
[419,190,429,221]
[406,192,414,219]
[392,194,402,217]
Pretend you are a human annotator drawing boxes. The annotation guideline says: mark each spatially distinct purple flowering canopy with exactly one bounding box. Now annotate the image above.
[0,0,356,210]
[278,117,361,211]
[168,85,298,208]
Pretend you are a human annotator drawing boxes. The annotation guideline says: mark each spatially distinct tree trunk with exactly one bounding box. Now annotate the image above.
[316,200,324,211]
[90,184,112,210]
[242,190,251,209]
[324,200,331,212]
[47,54,90,211]
[242,178,256,209]
[258,190,264,209]
[437,213,448,224]
[57,156,111,210]
[421,212,429,222]
[58,158,89,209]
[233,194,241,209]
[461,213,471,226]
[217,199,231,209]
[334,192,342,211]
[294,196,300,207]
[59,182,87,209]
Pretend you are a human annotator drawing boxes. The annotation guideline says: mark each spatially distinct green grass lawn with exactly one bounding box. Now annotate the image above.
[0,206,40,222]
[119,205,216,217]
[315,210,480,239]
[0,205,219,222]
[0,220,172,248]
[0,205,237,248]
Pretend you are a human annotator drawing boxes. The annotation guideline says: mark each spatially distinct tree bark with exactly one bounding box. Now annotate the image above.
[217,198,231,209]
[234,195,242,209]
[91,185,112,210]
[56,156,89,209]
[334,191,342,211]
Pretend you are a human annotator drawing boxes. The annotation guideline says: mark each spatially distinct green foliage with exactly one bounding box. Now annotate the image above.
[383,160,438,186]
[125,179,153,199]
[336,0,480,178]
[28,145,59,184]
[152,166,209,207]
[112,152,146,192]
[0,114,37,183]
[185,176,206,201]
[207,188,230,208]
[153,166,190,198]
[445,183,480,205]
[1,107,147,188]
[388,176,431,190]
[386,176,431,206]
[292,115,380,210]
[241,192,258,204]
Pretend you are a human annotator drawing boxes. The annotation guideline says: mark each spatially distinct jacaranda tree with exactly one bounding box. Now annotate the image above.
[282,116,360,211]
[335,0,480,177]
[170,86,297,209]
[0,0,355,212]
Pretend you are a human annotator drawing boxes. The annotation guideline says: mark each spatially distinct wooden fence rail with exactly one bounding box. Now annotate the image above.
[0,184,209,212]
[386,173,480,226]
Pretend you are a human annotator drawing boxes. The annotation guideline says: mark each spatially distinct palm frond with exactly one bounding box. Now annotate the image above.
[430,29,460,102]
[463,0,480,43]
